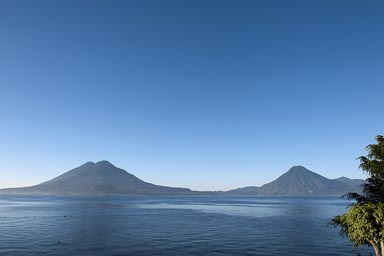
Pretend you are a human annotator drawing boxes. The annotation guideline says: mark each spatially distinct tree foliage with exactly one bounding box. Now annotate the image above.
[332,135,384,256]
[333,203,384,245]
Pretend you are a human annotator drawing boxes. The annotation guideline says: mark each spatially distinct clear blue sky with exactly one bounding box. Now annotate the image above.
[0,0,383,190]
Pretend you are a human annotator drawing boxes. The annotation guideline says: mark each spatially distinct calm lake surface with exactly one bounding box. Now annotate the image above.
[0,196,372,256]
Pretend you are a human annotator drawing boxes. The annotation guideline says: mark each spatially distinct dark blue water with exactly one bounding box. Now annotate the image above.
[0,196,372,255]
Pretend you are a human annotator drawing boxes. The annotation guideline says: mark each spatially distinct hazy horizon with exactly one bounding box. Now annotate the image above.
[0,0,383,191]
[0,160,367,192]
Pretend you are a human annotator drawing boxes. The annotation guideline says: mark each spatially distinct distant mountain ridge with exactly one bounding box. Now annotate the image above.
[0,161,192,195]
[225,166,363,196]
[0,162,364,196]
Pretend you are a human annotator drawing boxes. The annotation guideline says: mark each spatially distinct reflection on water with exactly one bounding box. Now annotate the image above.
[0,196,371,256]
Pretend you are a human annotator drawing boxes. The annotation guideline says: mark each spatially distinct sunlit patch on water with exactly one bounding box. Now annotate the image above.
[136,202,285,218]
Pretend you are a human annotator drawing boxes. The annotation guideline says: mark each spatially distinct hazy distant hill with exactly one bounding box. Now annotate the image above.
[226,166,363,196]
[0,161,192,195]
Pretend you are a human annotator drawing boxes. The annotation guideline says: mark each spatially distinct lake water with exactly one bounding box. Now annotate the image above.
[0,196,372,256]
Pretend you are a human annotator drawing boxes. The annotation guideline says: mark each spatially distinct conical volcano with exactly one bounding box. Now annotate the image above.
[257,166,340,195]
[0,161,192,195]
[226,166,363,196]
